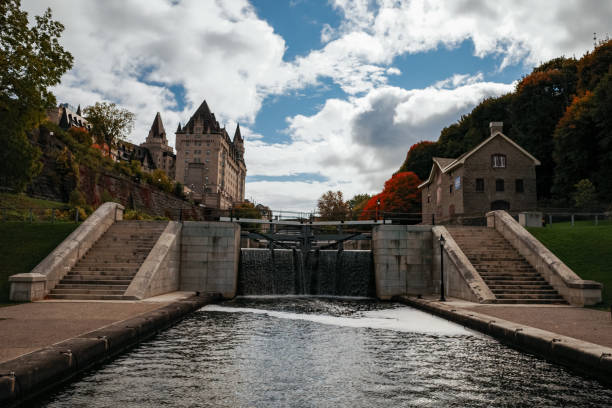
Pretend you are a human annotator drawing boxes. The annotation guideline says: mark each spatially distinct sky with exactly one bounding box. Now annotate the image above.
[23,0,612,211]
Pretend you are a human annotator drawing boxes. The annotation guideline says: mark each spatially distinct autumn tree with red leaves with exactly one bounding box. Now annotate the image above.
[359,172,421,220]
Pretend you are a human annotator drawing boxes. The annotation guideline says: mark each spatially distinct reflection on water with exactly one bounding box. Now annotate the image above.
[37,298,612,407]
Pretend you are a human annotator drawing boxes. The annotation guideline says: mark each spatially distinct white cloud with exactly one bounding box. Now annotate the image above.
[246,77,513,211]
[20,0,612,210]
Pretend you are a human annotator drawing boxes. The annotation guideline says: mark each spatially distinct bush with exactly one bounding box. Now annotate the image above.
[68,189,86,207]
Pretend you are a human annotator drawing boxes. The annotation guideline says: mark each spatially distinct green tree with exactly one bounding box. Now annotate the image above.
[84,102,135,148]
[397,141,439,180]
[347,193,371,220]
[317,190,349,220]
[509,58,578,198]
[572,179,597,210]
[0,1,73,190]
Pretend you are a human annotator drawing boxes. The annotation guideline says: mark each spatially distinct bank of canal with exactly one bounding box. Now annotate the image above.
[36,297,612,407]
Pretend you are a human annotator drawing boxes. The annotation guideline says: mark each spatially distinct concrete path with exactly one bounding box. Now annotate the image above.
[463,303,612,348]
[424,297,612,348]
[0,291,196,363]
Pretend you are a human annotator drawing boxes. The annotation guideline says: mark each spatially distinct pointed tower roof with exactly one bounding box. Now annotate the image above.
[184,99,221,133]
[194,100,212,118]
[176,122,182,132]
[233,123,243,142]
[76,104,81,116]
[147,112,166,141]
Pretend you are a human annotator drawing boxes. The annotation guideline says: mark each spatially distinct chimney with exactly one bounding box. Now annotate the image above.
[489,121,503,135]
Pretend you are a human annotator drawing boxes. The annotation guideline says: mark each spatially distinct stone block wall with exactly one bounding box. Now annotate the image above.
[9,202,124,301]
[487,210,602,306]
[124,222,182,300]
[372,225,433,299]
[180,222,241,298]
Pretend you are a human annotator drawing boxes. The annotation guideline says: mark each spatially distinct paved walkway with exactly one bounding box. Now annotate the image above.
[437,298,612,348]
[0,292,196,363]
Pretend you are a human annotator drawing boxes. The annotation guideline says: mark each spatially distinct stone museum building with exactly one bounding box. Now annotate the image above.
[418,122,539,223]
[175,100,246,209]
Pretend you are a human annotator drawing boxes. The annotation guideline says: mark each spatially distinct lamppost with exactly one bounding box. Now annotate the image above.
[439,234,446,301]
[376,198,381,221]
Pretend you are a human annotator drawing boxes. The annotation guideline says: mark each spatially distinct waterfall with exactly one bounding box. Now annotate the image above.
[238,249,375,297]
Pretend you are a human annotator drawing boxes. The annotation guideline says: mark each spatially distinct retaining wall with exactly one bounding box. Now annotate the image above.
[9,202,124,301]
[399,296,612,384]
[0,294,219,407]
[180,222,241,298]
[486,210,602,306]
[372,225,433,299]
[431,227,496,303]
[124,222,182,300]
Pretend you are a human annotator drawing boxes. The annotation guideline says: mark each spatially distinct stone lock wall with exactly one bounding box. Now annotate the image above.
[372,225,433,299]
[180,222,241,298]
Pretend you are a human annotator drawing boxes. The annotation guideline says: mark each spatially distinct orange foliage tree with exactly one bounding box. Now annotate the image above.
[359,172,421,219]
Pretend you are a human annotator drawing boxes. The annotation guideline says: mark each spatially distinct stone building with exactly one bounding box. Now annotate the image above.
[175,100,246,209]
[140,113,176,179]
[418,122,540,223]
[46,103,91,131]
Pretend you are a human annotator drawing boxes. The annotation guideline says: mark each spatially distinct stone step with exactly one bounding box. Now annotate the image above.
[494,298,568,304]
[46,294,128,300]
[59,278,133,285]
[480,272,543,278]
[77,258,147,264]
[72,263,144,269]
[491,289,559,295]
[49,288,126,295]
[54,283,129,290]
[488,284,554,290]
[495,293,564,299]
[66,271,136,279]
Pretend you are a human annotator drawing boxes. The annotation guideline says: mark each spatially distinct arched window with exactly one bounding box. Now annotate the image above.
[491,154,506,168]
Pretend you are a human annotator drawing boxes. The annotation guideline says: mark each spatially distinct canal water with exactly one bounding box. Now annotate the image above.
[37,298,612,407]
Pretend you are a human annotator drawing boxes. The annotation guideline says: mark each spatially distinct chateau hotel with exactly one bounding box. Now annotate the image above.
[175,100,246,209]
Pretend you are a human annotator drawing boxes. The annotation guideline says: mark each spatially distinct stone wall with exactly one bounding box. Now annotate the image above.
[431,227,496,303]
[79,166,198,219]
[487,210,602,306]
[372,225,433,299]
[180,222,241,298]
[124,222,182,300]
[9,202,124,301]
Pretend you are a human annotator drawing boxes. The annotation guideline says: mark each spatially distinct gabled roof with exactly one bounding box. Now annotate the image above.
[417,131,541,189]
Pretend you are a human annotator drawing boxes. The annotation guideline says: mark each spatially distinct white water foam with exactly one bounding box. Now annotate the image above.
[201,304,478,336]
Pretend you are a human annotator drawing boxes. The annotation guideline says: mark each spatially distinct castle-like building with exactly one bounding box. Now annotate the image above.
[175,100,246,209]
[47,99,246,210]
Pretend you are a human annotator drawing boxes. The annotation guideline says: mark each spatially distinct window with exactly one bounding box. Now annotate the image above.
[476,178,485,192]
[185,151,190,155]
[492,154,506,168]
[496,179,505,192]
[449,184,453,194]
[515,179,524,193]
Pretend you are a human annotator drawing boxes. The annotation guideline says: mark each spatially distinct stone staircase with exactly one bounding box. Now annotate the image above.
[47,220,168,300]
[446,226,567,304]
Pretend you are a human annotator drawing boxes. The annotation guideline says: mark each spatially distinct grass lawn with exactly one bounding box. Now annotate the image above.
[527,220,612,309]
[0,222,78,304]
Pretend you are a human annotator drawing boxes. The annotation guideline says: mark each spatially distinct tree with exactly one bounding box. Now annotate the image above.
[359,172,421,220]
[84,102,135,148]
[317,190,349,220]
[397,141,439,180]
[347,193,371,219]
[510,59,578,198]
[572,179,597,210]
[0,1,73,190]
